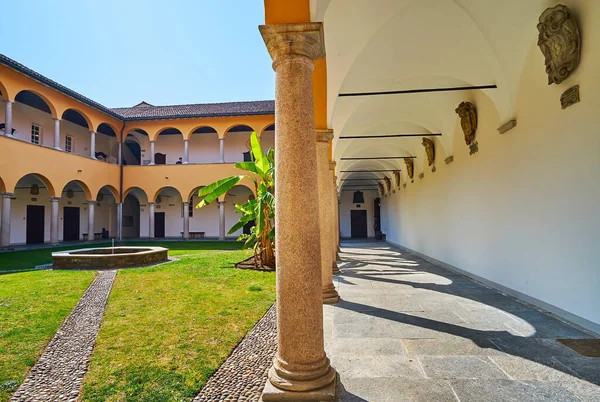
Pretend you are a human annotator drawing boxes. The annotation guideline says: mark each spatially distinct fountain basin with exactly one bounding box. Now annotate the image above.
[52,246,169,270]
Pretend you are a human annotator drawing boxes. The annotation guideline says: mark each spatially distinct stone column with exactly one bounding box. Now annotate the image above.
[4,100,13,136]
[330,165,341,274]
[219,138,225,163]
[90,131,96,158]
[335,182,340,254]
[148,202,155,239]
[1,193,13,247]
[317,130,338,303]
[87,201,95,240]
[218,200,225,240]
[53,118,61,149]
[50,197,60,244]
[116,202,123,240]
[118,141,122,165]
[259,22,336,400]
[183,202,190,239]
[149,141,155,165]
[183,139,189,164]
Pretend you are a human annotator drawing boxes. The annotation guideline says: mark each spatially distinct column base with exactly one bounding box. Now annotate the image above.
[332,262,341,275]
[261,374,337,401]
[183,162,189,165]
[53,146,62,151]
[323,283,339,304]
[148,163,155,166]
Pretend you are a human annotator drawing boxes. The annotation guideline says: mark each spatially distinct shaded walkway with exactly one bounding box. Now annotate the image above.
[325,242,600,401]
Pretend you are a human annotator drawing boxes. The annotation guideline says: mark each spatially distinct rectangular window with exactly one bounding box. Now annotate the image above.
[65,135,73,153]
[31,124,40,144]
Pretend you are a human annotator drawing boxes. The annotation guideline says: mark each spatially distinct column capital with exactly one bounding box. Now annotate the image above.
[329,161,336,171]
[217,200,226,205]
[53,117,60,121]
[316,129,333,143]
[4,99,13,104]
[1,192,14,198]
[259,22,325,63]
[88,200,96,204]
[182,201,190,206]
[50,196,60,202]
[148,202,154,206]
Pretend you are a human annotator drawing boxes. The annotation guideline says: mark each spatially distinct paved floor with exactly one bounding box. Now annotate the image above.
[11,270,116,402]
[325,242,600,402]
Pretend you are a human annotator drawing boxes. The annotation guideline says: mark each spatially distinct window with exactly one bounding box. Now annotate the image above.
[31,124,40,144]
[65,135,73,153]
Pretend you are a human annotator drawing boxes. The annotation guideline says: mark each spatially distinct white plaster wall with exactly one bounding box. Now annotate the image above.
[57,188,88,241]
[379,16,600,328]
[339,189,377,238]
[154,188,183,237]
[190,195,220,237]
[93,196,117,237]
[154,134,185,164]
[189,133,220,164]
[224,131,252,163]
[10,184,51,244]
[224,186,253,238]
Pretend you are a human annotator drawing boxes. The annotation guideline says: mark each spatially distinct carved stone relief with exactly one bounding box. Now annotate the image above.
[377,183,385,196]
[418,173,424,179]
[422,138,435,167]
[455,102,477,146]
[561,85,580,109]
[384,177,391,193]
[393,170,401,188]
[403,158,414,180]
[445,156,454,164]
[537,5,581,85]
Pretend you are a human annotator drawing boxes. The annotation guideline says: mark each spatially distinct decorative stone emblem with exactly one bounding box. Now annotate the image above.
[402,183,407,188]
[469,142,479,155]
[30,184,39,195]
[497,120,517,134]
[418,173,424,179]
[384,177,391,193]
[561,85,580,109]
[403,158,414,180]
[445,156,454,164]
[377,183,385,196]
[393,170,401,188]
[537,5,581,85]
[455,102,477,145]
[66,189,74,199]
[422,138,435,167]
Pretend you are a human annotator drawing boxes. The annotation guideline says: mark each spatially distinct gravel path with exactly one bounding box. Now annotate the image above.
[194,304,277,402]
[10,270,116,402]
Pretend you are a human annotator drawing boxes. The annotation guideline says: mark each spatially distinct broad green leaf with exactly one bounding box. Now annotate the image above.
[250,132,269,174]
[234,161,261,175]
[196,176,243,208]
[227,220,246,235]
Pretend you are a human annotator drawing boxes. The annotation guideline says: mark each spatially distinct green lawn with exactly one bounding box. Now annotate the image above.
[0,270,97,401]
[79,245,275,401]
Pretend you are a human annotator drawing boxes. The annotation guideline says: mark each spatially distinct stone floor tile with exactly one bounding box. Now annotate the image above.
[560,377,600,401]
[330,355,425,379]
[552,356,600,385]
[489,338,581,360]
[450,379,581,402]
[508,311,592,339]
[419,356,510,379]
[339,378,457,402]
[328,338,405,357]
[490,355,581,382]
[402,338,505,356]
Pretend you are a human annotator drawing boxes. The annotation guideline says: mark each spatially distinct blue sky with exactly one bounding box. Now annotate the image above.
[1,0,274,108]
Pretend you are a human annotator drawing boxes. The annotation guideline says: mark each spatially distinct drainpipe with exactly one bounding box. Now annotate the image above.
[118,123,125,241]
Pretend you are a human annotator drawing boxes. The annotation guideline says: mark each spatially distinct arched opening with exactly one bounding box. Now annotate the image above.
[156,128,183,165]
[153,187,182,238]
[122,134,142,165]
[13,173,55,245]
[95,185,119,239]
[189,126,219,163]
[59,181,91,242]
[123,187,149,238]
[61,109,92,156]
[96,123,118,163]
[188,186,219,238]
[260,124,275,154]
[224,125,254,163]
[11,90,55,143]
[224,185,254,237]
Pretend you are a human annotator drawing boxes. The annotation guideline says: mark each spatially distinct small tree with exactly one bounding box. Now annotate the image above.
[196,132,275,267]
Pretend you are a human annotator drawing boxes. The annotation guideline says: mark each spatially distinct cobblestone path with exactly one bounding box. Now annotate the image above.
[194,304,277,402]
[11,270,116,402]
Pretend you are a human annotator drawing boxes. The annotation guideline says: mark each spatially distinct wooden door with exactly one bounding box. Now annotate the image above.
[350,210,368,238]
[26,205,45,244]
[155,212,166,238]
[63,207,80,241]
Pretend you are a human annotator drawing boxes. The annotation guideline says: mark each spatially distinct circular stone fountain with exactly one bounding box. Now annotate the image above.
[52,246,169,270]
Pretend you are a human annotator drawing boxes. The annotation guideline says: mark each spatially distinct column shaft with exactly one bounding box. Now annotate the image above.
[118,141,122,165]
[259,22,336,399]
[330,167,340,274]
[1,193,13,247]
[218,201,225,240]
[87,201,95,240]
[5,101,13,136]
[90,131,96,158]
[183,139,189,164]
[50,197,60,244]
[149,203,155,239]
[149,141,155,165]
[219,138,224,163]
[317,131,338,303]
[117,202,123,240]
[53,118,61,149]
[183,202,190,239]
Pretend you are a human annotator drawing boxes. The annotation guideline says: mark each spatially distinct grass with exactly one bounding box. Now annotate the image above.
[79,244,275,401]
[0,240,242,272]
[0,270,97,401]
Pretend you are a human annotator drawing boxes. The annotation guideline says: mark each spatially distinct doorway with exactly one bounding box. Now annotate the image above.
[26,205,45,244]
[351,210,368,238]
[63,207,80,241]
[155,212,166,238]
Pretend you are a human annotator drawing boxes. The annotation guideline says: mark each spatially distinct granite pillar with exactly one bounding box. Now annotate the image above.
[87,200,95,240]
[90,131,96,158]
[4,100,13,136]
[53,118,61,150]
[219,138,225,163]
[149,202,155,239]
[218,200,225,240]
[116,202,123,240]
[149,141,155,165]
[330,166,341,274]
[183,202,190,239]
[183,139,189,164]
[1,193,13,247]
[50,197,60,244]
[259,22,336,400]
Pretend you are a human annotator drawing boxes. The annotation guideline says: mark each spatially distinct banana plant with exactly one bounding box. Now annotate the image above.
[196,132,275,267]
